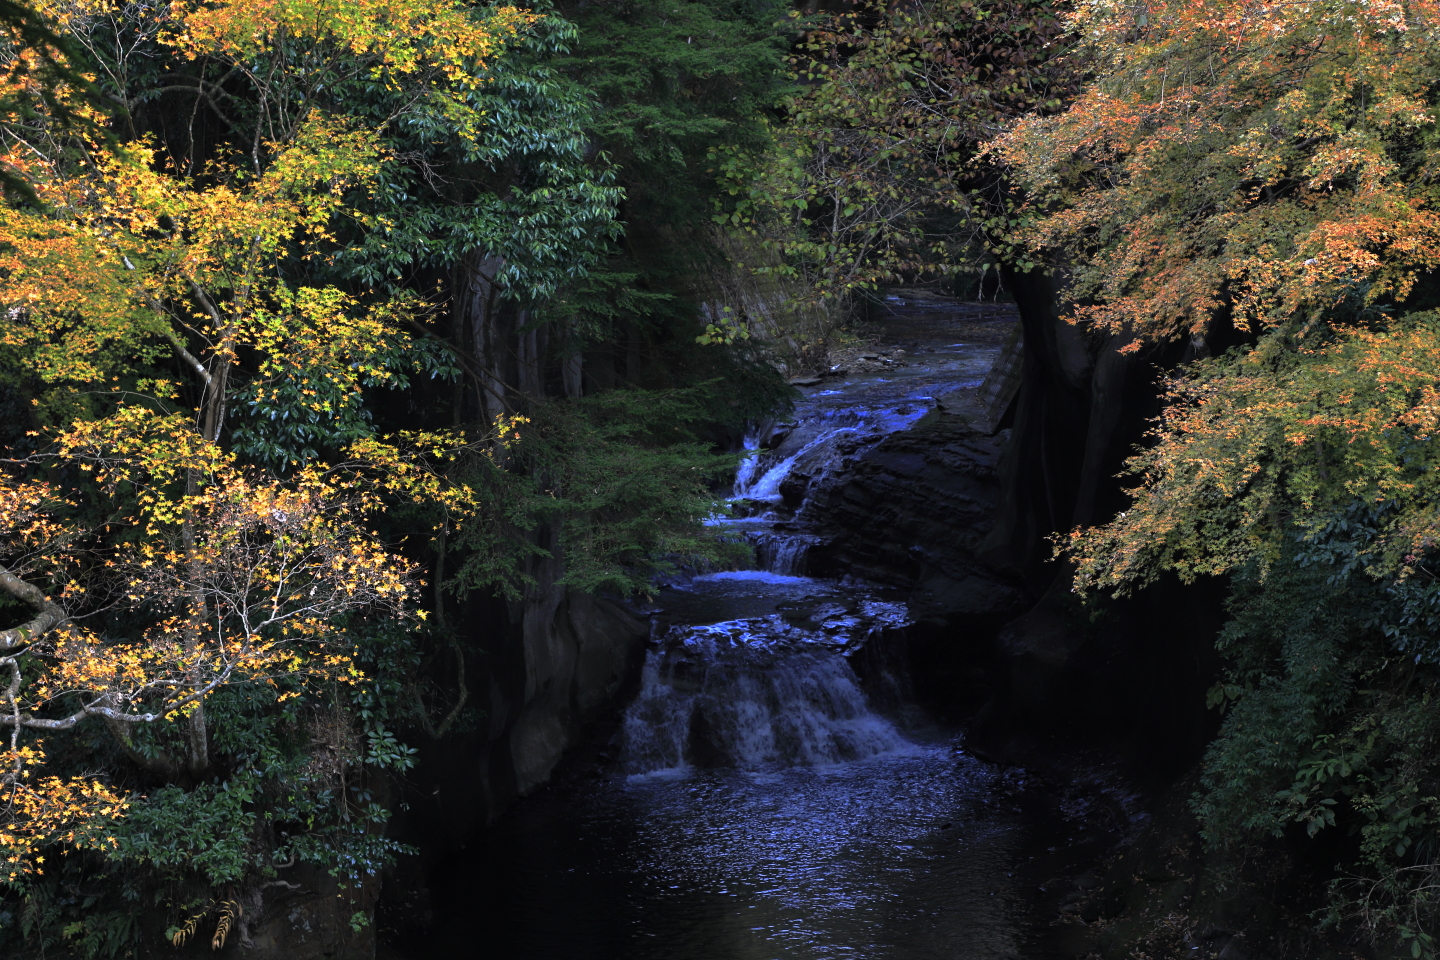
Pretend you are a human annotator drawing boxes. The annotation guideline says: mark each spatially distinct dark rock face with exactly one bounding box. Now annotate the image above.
[234,561,651,959]
[241,867,381,960]
[398,581,649,841]
[955,279,1222,786]
[802,404,1025,629]
[376,561,649,948]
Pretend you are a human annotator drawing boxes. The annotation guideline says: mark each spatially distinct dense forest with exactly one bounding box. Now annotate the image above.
[1,0,1440,956]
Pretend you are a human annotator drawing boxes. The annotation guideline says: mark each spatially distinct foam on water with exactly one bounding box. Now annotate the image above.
[731,431,765,497]
[693,570,812,585]
[739,451,801,501]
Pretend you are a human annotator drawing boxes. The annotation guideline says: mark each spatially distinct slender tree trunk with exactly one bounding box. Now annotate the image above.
[624,319,643,385]
[517,309,544,400]
[181,474,212,777]
[457,250,510,422]
[179,329,231,778]
[561,351,583,399]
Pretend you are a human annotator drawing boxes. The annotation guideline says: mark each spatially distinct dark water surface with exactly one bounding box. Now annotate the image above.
[457,733,1041,960]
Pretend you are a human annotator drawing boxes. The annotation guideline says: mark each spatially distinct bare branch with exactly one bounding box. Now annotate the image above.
[119,256,214,388]
[0,563,63,651]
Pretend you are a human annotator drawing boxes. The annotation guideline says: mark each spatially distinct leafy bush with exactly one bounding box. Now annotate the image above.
[1198,527,1440,953]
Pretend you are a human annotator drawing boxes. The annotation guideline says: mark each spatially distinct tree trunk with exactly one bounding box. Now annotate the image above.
[624,319,643,385]
[561,352,583,399]
[517,309,545,400]
[457,249,511,422]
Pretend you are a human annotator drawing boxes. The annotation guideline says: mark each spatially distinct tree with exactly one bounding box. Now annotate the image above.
[715,0,1075,308]
[997,0,1440,348]
[997,0,1440,947]
[0,0,544,906]
[0,424,414,881]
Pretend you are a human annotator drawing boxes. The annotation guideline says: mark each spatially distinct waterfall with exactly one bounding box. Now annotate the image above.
[734,427,860,503]
[752,532,815,575]
[768,536,809,575]
[622,618,910,775]
[732,432,764,497]
[737,450,799,502]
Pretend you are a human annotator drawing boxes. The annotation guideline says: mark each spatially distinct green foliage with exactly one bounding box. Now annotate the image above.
[0,870,141,960]
[229,316,458,470]
[556,0,789,228]
[1069,312,1440,597]
[714,0,1074,304]
[1197,526,1440,952]
[106,675,419,888]
[342,12,624,301]
[0,0,796,951]
[532,0,797,391]
[110,780,257,886]
[451,387,747,598]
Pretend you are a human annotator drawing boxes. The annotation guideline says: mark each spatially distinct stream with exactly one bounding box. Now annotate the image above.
[421,298,1119,960]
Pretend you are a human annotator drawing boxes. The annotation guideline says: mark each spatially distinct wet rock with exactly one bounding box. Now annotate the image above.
[995,605,1086,711]
[778,470,811,509]
[384,575,650,884]
[762,423,795,449]
[1217,938,1250,960]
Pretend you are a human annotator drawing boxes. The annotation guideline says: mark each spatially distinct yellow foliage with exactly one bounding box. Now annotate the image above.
[175,0,535,87]
[0,746,127,884]
[0,0,541,880]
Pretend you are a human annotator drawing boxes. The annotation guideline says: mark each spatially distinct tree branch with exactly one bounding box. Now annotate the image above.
[101,711,182,780]
[118,256,214,389]
[0,563,63,651]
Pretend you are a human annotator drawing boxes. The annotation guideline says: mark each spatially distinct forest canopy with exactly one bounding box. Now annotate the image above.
[0,0,792,951]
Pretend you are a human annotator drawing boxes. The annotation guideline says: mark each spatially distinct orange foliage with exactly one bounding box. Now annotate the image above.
[1067,316,1440,593]
[998,0,1440,343]
[990,0,1440,595]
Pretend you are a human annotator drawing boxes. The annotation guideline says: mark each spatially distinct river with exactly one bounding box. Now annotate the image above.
[415,296,1119,960]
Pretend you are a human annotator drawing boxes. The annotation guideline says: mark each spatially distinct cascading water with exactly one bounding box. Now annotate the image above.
[731,432,764,495]
[637,344,951,779]
[738,452,798,502]
[729,399,935,582]
[622,603,913,775]
[750,532,816,575]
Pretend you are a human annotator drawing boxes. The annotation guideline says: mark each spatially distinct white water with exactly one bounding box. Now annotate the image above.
[732,432,764,495]
[440,301,1054,960]
[751,533,814,575]
[741,452,800,501]
[644,404,911,777]
[622,643,910,775]
[732,424,862,503]
[694,570,811,584]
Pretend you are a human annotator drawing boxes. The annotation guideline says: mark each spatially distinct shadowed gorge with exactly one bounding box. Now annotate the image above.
[1,0,1438,957]
[406,297,1129,960]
